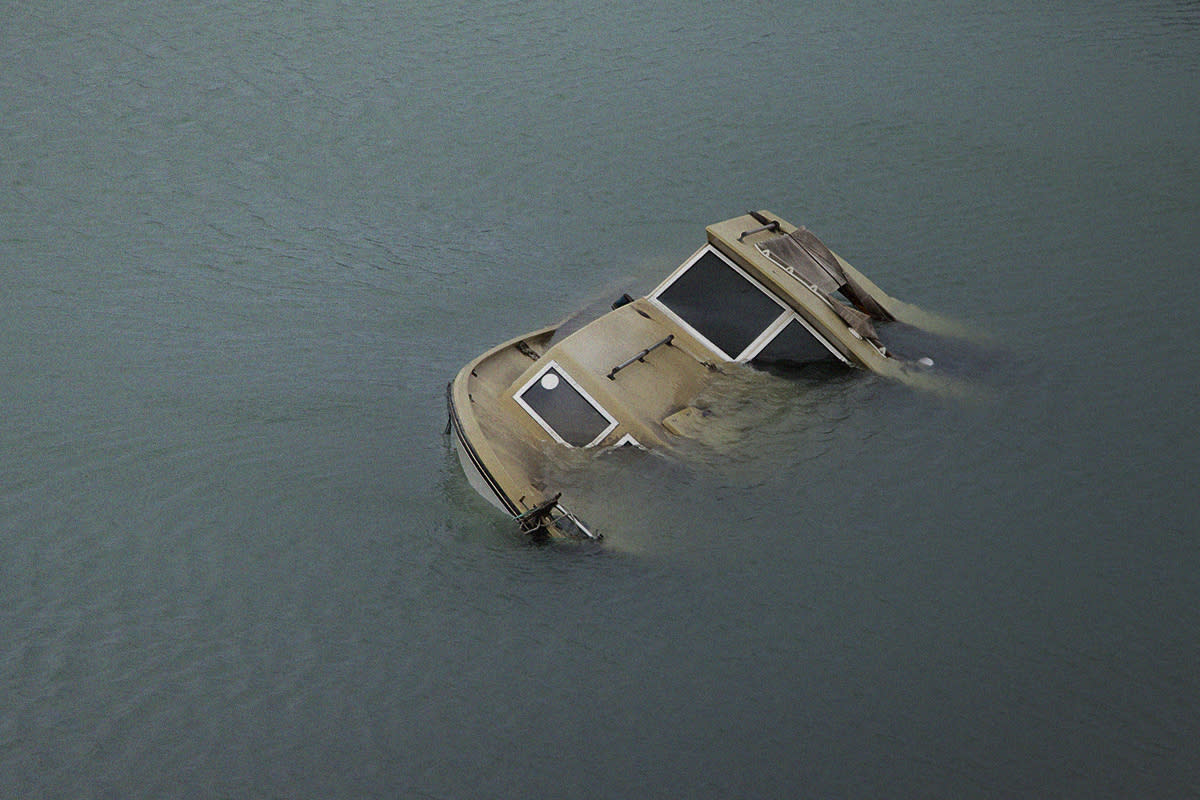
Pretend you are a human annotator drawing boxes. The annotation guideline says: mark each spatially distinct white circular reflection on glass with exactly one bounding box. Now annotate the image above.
[539,372,560,391]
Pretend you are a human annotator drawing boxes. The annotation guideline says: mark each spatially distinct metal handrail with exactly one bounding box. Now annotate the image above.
[606,334,673,380]
[738,220,780,241]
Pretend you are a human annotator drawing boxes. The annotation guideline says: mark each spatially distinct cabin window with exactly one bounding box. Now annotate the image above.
[652,245,847,365]
[514,362,617,447]
[652,247,786,360]
[752,318,848,367]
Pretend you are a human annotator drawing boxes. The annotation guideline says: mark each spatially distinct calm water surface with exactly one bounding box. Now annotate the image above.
[3,1,1199,796]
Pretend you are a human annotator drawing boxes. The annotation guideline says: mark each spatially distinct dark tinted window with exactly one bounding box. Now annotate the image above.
[518,366,613,447]
[752,319,842,367]
[656,249,785,359]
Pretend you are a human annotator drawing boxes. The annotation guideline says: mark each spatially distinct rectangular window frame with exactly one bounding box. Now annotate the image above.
[760,316,851,366]
[513,360,619,448]
[649,245,845,363]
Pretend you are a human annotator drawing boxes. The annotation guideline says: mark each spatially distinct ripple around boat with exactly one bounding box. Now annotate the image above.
[446,210,960,541]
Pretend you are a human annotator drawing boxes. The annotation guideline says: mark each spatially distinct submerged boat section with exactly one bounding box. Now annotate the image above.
[446,210,944,541]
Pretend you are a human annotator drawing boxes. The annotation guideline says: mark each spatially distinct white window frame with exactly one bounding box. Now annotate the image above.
[611,433,644,449]
[649,245,846,363]
[513,360,618,448]
[765,316,851,365]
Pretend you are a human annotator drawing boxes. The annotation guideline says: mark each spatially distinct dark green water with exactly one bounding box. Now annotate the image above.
[3,1,1198,796]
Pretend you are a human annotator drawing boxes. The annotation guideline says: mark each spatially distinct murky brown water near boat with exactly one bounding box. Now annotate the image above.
[3,1,1199,796]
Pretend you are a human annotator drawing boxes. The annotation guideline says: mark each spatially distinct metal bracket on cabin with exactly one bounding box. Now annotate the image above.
[611,292,635,310]
[515,340,540,360]
[606,334,674,380]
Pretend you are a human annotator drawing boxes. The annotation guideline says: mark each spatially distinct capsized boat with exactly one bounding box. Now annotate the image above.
[446,210,955,541]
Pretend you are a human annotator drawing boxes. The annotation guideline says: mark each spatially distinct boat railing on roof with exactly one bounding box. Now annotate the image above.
[737,219,781,241]
[606,334,674,380]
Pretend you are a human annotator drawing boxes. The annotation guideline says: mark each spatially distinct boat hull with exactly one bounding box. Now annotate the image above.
[447,325,599,540]
[446,384,517,515]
